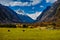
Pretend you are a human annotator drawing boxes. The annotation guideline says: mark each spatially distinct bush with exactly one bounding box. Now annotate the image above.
[23,25,28,28]
[0,24,16,28]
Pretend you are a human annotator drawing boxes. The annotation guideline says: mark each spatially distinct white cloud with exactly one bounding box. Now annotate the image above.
[0,0,42,6]
[46,0,57,3]
[0,0,12,5]
[26,12,42,20]
[15,9,25,15]
[0,0,57,6]
[8,2,29,6]
[30,0,41,5]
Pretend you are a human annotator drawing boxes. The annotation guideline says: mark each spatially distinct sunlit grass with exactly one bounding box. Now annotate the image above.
[0,28,60,40]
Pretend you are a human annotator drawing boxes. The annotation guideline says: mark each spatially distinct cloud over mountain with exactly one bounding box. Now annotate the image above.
[0,0,41,6]
[46,0,57,3]
[0,0,57,6]
[0,0,57,20]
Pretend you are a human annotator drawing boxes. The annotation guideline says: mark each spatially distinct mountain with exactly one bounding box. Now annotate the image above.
[18,14,35,23]
[36,0,60,23]
[0,0,58,24]
[0,4,35,23]
[0,4,21,23]
[36,6,51,22]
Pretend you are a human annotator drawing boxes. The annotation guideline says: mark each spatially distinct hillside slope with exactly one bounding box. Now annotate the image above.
[37,0,60,23]
[0,4,21,23]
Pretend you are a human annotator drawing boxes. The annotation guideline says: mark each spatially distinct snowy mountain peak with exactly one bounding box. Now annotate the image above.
[26,12,42,20]
[15,9,42,20]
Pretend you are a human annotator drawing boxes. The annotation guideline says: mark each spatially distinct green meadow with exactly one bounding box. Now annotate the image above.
[0,28,60,40]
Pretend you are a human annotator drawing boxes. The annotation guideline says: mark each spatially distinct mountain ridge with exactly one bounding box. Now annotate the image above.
[36,0,60,22]
[0,4,21,23]
[0,4,35,23]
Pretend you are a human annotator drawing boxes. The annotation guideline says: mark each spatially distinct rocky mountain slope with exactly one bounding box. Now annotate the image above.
[0,4,35,23]
[36,0,60,23]
[0,4,21,23]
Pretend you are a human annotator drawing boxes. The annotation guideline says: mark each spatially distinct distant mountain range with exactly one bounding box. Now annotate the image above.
[0,4,35,23]
[0,0,60,24]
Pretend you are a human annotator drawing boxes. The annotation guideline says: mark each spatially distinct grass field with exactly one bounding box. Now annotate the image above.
[0,28,60,40]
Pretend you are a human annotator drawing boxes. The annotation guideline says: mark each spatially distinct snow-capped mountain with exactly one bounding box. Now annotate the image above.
[15,9,42,20]
[0,0,57,23]
[8,0,54,20]
[0,4,35,23]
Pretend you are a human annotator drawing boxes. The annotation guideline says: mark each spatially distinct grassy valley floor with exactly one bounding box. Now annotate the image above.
[0,28,60,40]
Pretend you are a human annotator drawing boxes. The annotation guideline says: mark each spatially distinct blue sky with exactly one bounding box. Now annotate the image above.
[0,0,57,20]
